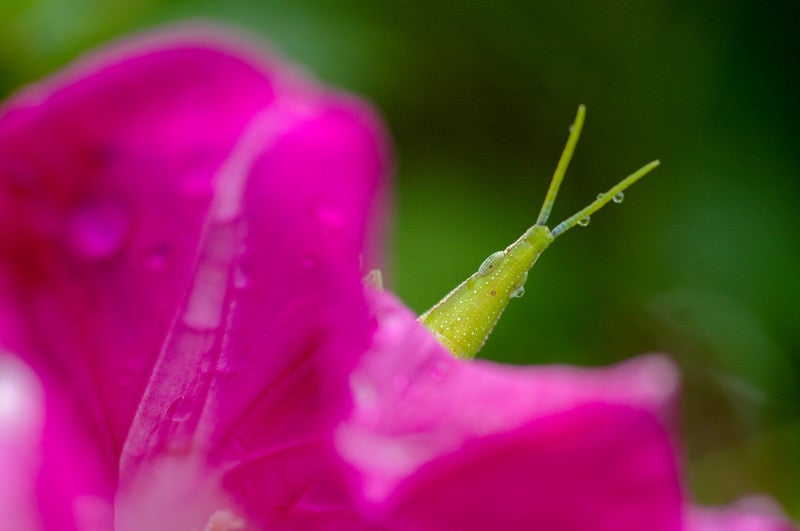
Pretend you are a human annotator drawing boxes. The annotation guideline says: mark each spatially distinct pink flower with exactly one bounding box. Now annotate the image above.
[0,24,794,531]
[0,25,385,529]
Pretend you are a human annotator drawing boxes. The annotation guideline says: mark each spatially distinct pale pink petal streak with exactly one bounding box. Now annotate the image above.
[689,497,798,531]
[338,291,683,530]
[114,34,387,529]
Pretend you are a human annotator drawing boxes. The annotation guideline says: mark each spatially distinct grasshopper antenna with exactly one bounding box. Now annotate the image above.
[536,105,585,226]
[551,160,660,238]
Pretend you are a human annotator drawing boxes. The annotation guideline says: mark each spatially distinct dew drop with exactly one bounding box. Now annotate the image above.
[166,397,192,422]
[1,159,38,192]
[568,125,575,133]
[612,192,625,203]
[66,198,130,260]
[233,267,249,289]
[144,245,169,272]
[478,251,504,276]
[597,193,605,200]
[510,286,525,298]
[300,256,317,269]
[314,202,349,229]
[577,216,591,227]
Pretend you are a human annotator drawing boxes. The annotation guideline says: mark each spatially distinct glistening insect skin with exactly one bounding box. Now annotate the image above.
[418,105,659,359]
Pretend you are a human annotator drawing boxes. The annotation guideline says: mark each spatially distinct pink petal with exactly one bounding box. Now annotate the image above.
[118,93,386,529]
[0,25,388,528]
[0,353,112,531]
[0,354,45,531]
[0,26,280,472]
[688,498,798,531]
[338,291,683,530]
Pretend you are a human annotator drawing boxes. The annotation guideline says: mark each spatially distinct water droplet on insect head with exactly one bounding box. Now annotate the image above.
[66,198,130,260]
[577,216,591,227]
[612,192,625,203]
[478,251,504,276]
[510,286,525,298]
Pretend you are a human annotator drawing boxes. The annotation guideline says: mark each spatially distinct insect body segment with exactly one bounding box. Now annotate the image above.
[419,225,553,358]
[418,105,659,359]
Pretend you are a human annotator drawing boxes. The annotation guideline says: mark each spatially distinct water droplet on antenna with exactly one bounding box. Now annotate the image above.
[577,216,591,227]
[612,192,625,203]
[66,198,130,260]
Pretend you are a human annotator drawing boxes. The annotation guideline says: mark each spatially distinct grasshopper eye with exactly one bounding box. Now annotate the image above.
[478,251,505,276]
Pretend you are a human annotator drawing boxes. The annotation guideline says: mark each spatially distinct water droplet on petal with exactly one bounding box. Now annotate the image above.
[300,256,317,269]
[66,198,130,260]
[144,245,169,272]
[577,216,591,227]
[613,192,625,203]
[233,267,249,289]
[167,397,192,423]
[314,202,349,229]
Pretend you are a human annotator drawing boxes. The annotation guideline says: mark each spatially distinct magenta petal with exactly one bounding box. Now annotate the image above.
[0,354,45,531]
[0,353,111,531]
[338,291,683,530]
[0,27,281,470]
[0,26,388,529]
[94,38,386,530]
[689,498,798,531]
[117,95,386,528]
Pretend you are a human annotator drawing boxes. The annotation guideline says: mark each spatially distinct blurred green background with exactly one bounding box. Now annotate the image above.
[2,0,797,518]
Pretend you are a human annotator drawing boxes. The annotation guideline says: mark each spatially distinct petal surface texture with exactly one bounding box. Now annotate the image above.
[0,26,386,529]
[0,353,112,531]
[339,291,684,530]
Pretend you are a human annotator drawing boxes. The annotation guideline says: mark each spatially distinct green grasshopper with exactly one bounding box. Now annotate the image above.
[419,105,659,359]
